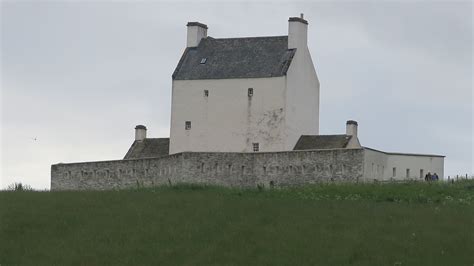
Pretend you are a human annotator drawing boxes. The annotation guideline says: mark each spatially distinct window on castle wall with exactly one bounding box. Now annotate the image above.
[406,168,410,178]
[185,121,191,130]
[392,167,396,177]
[204,90,209,97]
[252,143,259,152]
[248,88,253,97]
[420,169,424,179]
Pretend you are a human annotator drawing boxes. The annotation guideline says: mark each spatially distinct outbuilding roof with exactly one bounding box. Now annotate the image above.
[172,36,295,80]
[293,135,352,150]
[124,138,169,159]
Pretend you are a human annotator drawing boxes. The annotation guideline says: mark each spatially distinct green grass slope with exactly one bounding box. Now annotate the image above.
[1,181,473,265]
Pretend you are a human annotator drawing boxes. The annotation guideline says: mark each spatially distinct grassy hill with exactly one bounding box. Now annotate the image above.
[1,181,473,265]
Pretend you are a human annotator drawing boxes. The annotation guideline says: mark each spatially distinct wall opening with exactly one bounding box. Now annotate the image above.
[185,121,192,130]
[204,90,209,97]
[392,167,396,177]
[406,168,410,178]
[420,169,424,179]
[248,88,253,97]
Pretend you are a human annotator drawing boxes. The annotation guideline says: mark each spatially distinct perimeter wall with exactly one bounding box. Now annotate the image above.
[51,149,364,190]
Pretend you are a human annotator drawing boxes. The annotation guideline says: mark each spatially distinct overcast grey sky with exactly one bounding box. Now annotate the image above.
[1,1,472,189]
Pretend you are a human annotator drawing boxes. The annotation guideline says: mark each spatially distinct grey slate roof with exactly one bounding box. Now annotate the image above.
[124,138,169,159]
[293,135,352,150]
[172,36,296,80]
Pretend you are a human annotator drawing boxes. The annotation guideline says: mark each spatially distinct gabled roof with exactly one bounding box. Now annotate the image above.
[172,36,296,80]
[124,138,169,159]
[293,135,352,150]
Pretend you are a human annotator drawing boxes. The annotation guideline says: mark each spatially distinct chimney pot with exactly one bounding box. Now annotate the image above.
[346,120,358,137]
[288,15,308,49]
[186,21,208,47]
[135,125,147,141]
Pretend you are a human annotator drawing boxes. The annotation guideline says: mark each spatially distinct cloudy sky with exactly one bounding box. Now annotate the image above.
[1,1,472,189]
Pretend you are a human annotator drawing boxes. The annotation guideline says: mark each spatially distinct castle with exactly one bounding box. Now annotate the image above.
[51,16,444,190]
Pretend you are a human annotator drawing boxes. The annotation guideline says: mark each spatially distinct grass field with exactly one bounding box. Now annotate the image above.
[1,181,473,265]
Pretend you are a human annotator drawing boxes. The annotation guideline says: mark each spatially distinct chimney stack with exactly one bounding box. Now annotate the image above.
[346,120,358,137]
[186,22,208,47]
[288,14,308,49]
[135,125,147,141]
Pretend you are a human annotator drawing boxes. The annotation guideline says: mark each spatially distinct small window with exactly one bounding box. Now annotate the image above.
[406,168,410,178]
[200,58,207,64]
[248,88,253,97]
[185,121,191,130]
[420,169,424,179]
[204,90,209,97]
[252,142,259,152]
[392,167,396,177]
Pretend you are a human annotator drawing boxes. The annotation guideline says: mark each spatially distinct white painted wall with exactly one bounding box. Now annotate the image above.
[363,148,389,181]
[285,20,320,149]
[169,77,288,154]
[170,17,320,154]
[362,148,445,181]
[387,154,444,180]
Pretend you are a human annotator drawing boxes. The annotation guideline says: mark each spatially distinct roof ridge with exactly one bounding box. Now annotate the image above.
[301,134,349,137]
[210,35,287,41]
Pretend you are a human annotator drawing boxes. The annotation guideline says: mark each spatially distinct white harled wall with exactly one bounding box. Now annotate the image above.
[169,77,288,154]
[285,45,320,148]
[285,19,320,149]
[170,18,319,154]
[363,148,445,181]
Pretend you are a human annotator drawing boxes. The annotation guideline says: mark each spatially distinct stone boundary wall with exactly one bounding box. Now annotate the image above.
[51,149,364,190]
